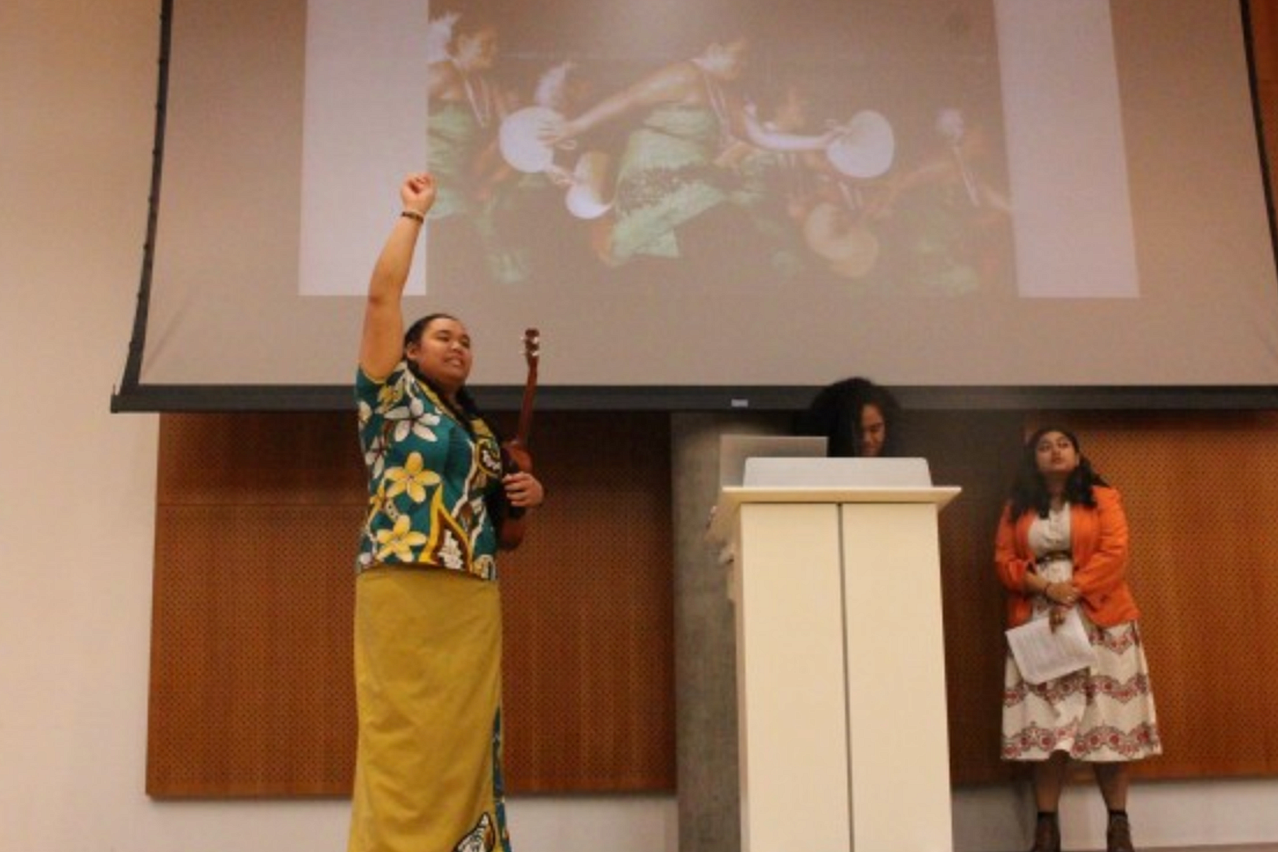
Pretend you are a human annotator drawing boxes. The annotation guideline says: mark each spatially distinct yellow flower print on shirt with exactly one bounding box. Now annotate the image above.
[377,381,405,409]
[375,515,428,562]
[383,452,440,503]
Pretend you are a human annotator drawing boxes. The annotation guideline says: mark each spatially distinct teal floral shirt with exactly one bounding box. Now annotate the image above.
[355,362,503,580]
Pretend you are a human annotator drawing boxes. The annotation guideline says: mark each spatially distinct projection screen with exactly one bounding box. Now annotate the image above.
[112,0,1278,411]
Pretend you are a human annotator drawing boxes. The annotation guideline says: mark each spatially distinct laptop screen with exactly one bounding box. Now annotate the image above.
[718,434,828,489]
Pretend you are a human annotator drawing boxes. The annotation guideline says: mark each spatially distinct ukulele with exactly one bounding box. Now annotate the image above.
[498,328,540,550]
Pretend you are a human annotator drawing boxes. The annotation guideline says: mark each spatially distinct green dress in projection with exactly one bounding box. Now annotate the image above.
[608,103,729,263]
[427,100,484,221]
[427,99,526,283]
[728,147,808,277]
[892,176,986,296]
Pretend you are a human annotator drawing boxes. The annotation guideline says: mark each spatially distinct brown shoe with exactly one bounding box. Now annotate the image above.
[1107,812,1135,852]
[1030,813,1060,852]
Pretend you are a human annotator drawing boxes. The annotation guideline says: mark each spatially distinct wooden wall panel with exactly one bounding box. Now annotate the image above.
[1251,0,1278,86]
[934,411,1278,784]
[148,503,359,796]
[498,411,677,791]
[1032,412,1278,780]
[1254,0,1278,202]
[148,409,1278,795]
[147,411,675,796]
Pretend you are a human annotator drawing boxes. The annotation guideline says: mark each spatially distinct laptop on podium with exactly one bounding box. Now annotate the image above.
[718,434,827,488]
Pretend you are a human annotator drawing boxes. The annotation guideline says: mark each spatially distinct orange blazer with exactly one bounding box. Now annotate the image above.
[993,485,1140,628]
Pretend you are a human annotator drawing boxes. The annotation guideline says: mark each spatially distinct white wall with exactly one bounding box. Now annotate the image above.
[1,1,1275,851]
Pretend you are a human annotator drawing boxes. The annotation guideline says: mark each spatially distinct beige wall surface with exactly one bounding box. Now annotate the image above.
[2,1,1277,851]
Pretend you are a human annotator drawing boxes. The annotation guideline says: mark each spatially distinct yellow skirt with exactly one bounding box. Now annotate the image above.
[348,567,511,852]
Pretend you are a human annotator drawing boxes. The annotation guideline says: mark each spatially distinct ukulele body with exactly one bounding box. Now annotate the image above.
[496,328,540,551]
[497,439,531,550]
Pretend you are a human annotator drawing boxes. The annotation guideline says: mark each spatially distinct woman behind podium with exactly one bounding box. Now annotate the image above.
[993,426,1161,852]
[795,376,900,457]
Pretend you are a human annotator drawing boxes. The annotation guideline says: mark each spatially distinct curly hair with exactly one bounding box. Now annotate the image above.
[795,376,902,457]
[1006,425,1108,519]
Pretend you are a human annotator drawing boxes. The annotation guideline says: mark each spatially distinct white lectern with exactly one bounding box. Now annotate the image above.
[709,459,960,852]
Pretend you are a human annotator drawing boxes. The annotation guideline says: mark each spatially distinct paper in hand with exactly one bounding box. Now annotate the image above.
[1005,608,1097,685]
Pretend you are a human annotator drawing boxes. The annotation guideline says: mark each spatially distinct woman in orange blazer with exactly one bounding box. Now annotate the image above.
[994,426,1161,852]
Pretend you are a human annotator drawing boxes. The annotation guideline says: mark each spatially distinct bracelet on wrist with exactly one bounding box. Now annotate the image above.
[401,209,425,223]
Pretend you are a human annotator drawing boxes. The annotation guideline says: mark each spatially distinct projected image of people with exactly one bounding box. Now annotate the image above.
[425,11,529,285]
[539,34,839,271]
[419,0,1013,299]
[487,59,607,283]
[875,106,1012,295]
[717,81,829,277]
[142,0,1278,391]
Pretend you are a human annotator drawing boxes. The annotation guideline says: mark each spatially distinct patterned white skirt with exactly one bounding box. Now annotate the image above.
[1002,615,1163,762]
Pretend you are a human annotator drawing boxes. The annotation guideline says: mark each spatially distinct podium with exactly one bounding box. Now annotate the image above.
[709,460,960,852]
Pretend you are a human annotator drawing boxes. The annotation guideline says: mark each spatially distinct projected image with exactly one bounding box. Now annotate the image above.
[130,0,1278,393]
[417,0,1012,299]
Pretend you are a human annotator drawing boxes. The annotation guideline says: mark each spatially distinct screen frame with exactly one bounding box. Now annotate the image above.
[111,0,1278,414]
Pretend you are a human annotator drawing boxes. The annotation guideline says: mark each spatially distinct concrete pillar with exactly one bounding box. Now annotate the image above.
[669,412,788,852]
